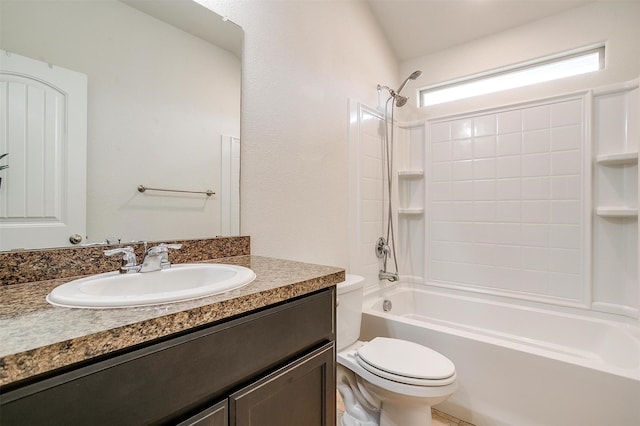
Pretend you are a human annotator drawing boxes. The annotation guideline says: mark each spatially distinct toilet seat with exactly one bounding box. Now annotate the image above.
[356,337,456,386]
[337,341,457,399]
[337,341,457,398]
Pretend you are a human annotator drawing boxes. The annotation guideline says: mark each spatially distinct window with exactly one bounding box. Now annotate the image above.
[420,45,604,107]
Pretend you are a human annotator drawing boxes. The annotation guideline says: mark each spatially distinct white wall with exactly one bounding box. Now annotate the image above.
[1,0,241,244]
[399,1,640,121]
[202,0,398,268]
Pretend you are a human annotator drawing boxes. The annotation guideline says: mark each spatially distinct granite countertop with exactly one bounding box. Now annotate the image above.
[0,255,344,387]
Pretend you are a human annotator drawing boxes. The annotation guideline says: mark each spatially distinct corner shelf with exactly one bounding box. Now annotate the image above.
[398,170,424,178]
[595,152,638,166]
[398,207,424,215]
[595,207,638,218]
[397,168,425,216]
[591,80,639,317]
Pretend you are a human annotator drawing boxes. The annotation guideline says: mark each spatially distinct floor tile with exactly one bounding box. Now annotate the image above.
[336,400,476,426]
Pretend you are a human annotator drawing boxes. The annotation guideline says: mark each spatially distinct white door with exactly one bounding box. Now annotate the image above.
[0,50,87,250]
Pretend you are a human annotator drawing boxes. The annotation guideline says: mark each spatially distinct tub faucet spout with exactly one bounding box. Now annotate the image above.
[379,270,399,282]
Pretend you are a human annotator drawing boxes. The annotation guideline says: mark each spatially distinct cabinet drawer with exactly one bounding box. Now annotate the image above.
[0,288,335,425]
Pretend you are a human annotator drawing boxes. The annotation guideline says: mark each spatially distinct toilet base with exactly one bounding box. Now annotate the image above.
[366,379,452,426]
[379,400,433,426]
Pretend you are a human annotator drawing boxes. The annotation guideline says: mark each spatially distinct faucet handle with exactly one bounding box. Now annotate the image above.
[141,243,182,272]
[104,246,134,258]
[104,246,138,273]
[147,243,182,254]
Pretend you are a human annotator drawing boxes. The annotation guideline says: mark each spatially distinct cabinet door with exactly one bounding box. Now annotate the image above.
[178,400,227,426]
[230,343,335,426]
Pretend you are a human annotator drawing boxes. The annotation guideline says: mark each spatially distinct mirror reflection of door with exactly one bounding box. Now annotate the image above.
[0,50,87,251]
[220,135,240,236]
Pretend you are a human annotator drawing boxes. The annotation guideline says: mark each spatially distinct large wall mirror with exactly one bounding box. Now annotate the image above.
[0,0,242,251]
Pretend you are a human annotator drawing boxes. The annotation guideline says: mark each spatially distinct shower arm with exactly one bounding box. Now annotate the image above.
[377,84,395,96]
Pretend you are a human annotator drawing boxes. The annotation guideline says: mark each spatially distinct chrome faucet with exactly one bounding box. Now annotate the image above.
[104,243,182,274]
[379,270,399,282]
[104,247,139,274]
[376,237,399,282]
[139,243,182,273]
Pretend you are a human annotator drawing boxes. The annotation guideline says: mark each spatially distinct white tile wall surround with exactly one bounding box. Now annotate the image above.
[474,136,497,158]
[551,126,581,151]
[522,246,550,270]
[452,181,473,200]
[523,129,550,154]
[452,160,473,181]
[495,179,520,199]
[473,158,496,180]
[452,119,473,139]
[497,133,522,156]
[522,153,550,177]
[522,177,549,200]
[432,142,451,162]
[431,122,451,142]
[592,80,639,317]
[523,105,551,130]
[473,180,496,200]
[497,110,522,134]
[521,200,550,223]
[427,96,586,303]
[474,115,496,136]
[348,101,388,288]
[497,156,522,178]
[452,139,473,160]
[350,83,638,314]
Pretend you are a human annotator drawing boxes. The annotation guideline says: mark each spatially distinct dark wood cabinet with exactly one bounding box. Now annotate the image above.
[0,288,336,426]
[179,400,228,426]
[230,343,335,426]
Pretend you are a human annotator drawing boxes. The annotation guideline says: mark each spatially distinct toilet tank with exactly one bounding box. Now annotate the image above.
[336,275,365,351]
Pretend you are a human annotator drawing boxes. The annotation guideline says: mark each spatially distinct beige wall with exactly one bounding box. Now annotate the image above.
[399,1,640,121]
[204,0,399,268]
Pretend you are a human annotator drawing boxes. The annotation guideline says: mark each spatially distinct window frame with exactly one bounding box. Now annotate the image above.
[419,44,605,107]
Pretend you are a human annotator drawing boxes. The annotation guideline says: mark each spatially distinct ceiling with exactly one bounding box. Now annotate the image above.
[367,0,593,61]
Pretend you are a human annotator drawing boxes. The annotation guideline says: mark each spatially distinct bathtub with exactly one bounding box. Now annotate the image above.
[359,283,640,426]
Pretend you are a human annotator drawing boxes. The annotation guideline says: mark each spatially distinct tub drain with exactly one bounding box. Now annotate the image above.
[382,299,392,312]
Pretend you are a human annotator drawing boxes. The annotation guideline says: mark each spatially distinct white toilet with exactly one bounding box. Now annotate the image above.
[336,275,457,426]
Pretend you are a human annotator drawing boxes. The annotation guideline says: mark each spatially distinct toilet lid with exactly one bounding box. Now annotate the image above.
[357,337,455,381]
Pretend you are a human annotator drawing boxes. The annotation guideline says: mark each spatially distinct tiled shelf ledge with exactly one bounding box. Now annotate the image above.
[398,207,425,215]
[595,152,638,165]
[398,169,424,177]
[595,207,638,217]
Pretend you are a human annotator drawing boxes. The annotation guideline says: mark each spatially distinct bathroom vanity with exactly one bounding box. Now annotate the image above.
[0,250,343,425]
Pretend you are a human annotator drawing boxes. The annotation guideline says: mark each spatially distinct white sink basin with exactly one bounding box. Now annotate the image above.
[46,264,256,309]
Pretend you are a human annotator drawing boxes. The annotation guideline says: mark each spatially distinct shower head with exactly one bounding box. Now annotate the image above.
[394,95,408,107]
[396,70,423,95]
[377,73,418,108]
